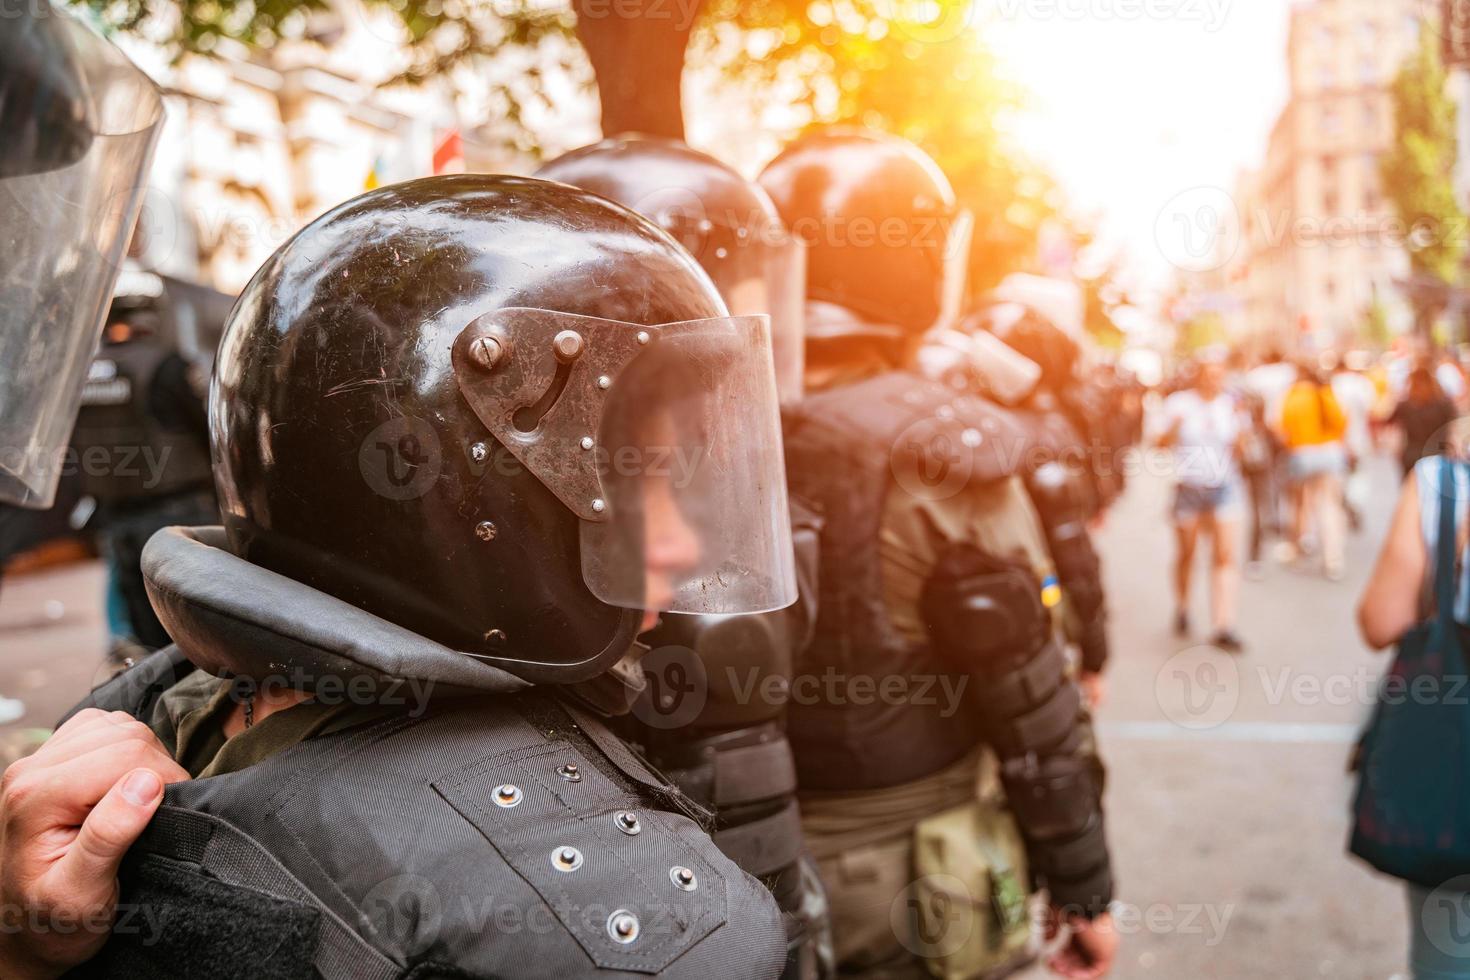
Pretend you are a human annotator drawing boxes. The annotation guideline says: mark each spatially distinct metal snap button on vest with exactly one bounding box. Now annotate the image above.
[607,909,640,944]
[557,763,582,782]
[614,811,641,835]
[551,846,584,872]
[493,784,522,808]
[670,866,697,891]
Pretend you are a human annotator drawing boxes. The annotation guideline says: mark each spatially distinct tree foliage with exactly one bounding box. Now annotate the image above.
[1382,32,1465,287]
[78,0,1053,289]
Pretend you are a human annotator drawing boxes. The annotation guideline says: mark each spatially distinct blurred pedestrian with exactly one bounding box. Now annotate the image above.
[1278,361,1348,580]
[1235,389,1279,579]
[1357,443,1470,979]
[1158,354,1247,652]
[1388,365,1458,478]
[1330,352,1377,533]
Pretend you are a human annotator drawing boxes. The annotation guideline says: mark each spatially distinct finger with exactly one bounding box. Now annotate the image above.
[25,741,188,827]
[33,711,144,759]
[30,716,164,769]
[51,769,165,902]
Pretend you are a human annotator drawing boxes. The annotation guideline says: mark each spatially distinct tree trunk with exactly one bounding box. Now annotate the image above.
[574,0,706,140]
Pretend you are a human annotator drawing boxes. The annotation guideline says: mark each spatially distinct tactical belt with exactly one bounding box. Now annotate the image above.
[713,801,804,877]
[138,806,399,980]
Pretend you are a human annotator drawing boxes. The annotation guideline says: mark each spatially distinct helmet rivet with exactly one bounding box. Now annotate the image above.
[486,628,507,647]
[469,336,504,371]
[591,498,606,514]
[553,330,585,363]
[615,811,641,835]
[636,331,651,346]
[493,784,522,808]
[580,436,594,451]
[607,910,640,944]
[557,763,582,782]
[470,442,489,463]
[475,521,497,541]
[670,866,697,891]
[597,375,612,390]
[552,846,584,872]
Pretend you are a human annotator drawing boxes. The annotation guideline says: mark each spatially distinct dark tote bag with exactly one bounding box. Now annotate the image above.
[1351,457,1470,887]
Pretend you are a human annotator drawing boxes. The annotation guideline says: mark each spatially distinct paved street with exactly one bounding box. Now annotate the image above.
[0,453,1415,977]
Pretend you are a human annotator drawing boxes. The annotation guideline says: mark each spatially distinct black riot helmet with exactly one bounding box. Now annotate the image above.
[0,3,164,507]
[757,129,971,339]
[536,137,806,404]
[213,175,797,684]
[969,301,1082,393]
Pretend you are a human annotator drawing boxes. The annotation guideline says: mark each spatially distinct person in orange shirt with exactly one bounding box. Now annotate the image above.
[1278,360,1349,580]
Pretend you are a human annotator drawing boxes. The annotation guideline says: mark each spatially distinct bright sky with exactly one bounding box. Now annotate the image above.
[984,0,1293,302]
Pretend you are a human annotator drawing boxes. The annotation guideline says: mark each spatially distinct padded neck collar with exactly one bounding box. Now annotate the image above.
[142,526,530,696]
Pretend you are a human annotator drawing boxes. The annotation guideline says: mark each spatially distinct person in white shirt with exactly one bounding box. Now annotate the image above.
[1330,354,1377,531]
[1158,355,1249,653]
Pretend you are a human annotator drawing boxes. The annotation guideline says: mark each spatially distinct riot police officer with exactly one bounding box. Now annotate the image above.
[537,136,829,980]
[3,173,801,978]
[759,130,1117,978]
[70,273,221,657]
[970,303,1117,689]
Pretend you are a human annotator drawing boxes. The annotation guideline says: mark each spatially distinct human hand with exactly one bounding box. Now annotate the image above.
[0,709,189,979]
[1045,907,1118,980]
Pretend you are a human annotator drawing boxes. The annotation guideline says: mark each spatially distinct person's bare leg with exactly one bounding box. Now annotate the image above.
[1209,513,1241,632]
[1175,515,1201,633]
[1317,473,1346,579]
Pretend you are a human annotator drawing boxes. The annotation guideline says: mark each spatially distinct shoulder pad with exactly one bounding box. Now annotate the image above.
[793,372,1032,494]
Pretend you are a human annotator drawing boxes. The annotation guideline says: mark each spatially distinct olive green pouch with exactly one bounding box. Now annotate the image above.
[909,798,1033,980]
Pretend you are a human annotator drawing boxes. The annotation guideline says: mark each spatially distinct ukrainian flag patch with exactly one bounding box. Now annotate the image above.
[1041,575,1063,609]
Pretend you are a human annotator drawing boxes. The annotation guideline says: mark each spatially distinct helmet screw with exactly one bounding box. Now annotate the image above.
[468,336,504,371]
[596,375,612,390]
[615,811,641,835]
[636,331,651,345]
[553,330,585,363]
[470,442,489,463]
[591,498,606,514]
[475,521,497,541]
[493,784,522,808]
[580,436,594,451]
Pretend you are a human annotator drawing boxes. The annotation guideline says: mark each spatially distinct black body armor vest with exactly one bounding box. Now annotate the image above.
[780,370,1028,792]
[59,527,787,980]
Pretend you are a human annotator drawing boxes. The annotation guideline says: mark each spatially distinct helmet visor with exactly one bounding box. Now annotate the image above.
[452,308,797,617]
[705,235,806,406]
[0,4,164,507]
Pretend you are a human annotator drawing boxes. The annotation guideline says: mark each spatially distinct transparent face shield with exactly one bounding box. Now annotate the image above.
[934,209,975,333]
[0,5,164,507]
[704,235,806,405]
[452,309,798,617]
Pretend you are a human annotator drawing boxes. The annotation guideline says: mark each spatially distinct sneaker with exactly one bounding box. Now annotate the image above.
[1324,562,1345,583]
[1174,610,1190,638]
[0,696,25,725]
[1210,630,1245,655]
[1273,540,1299,565]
